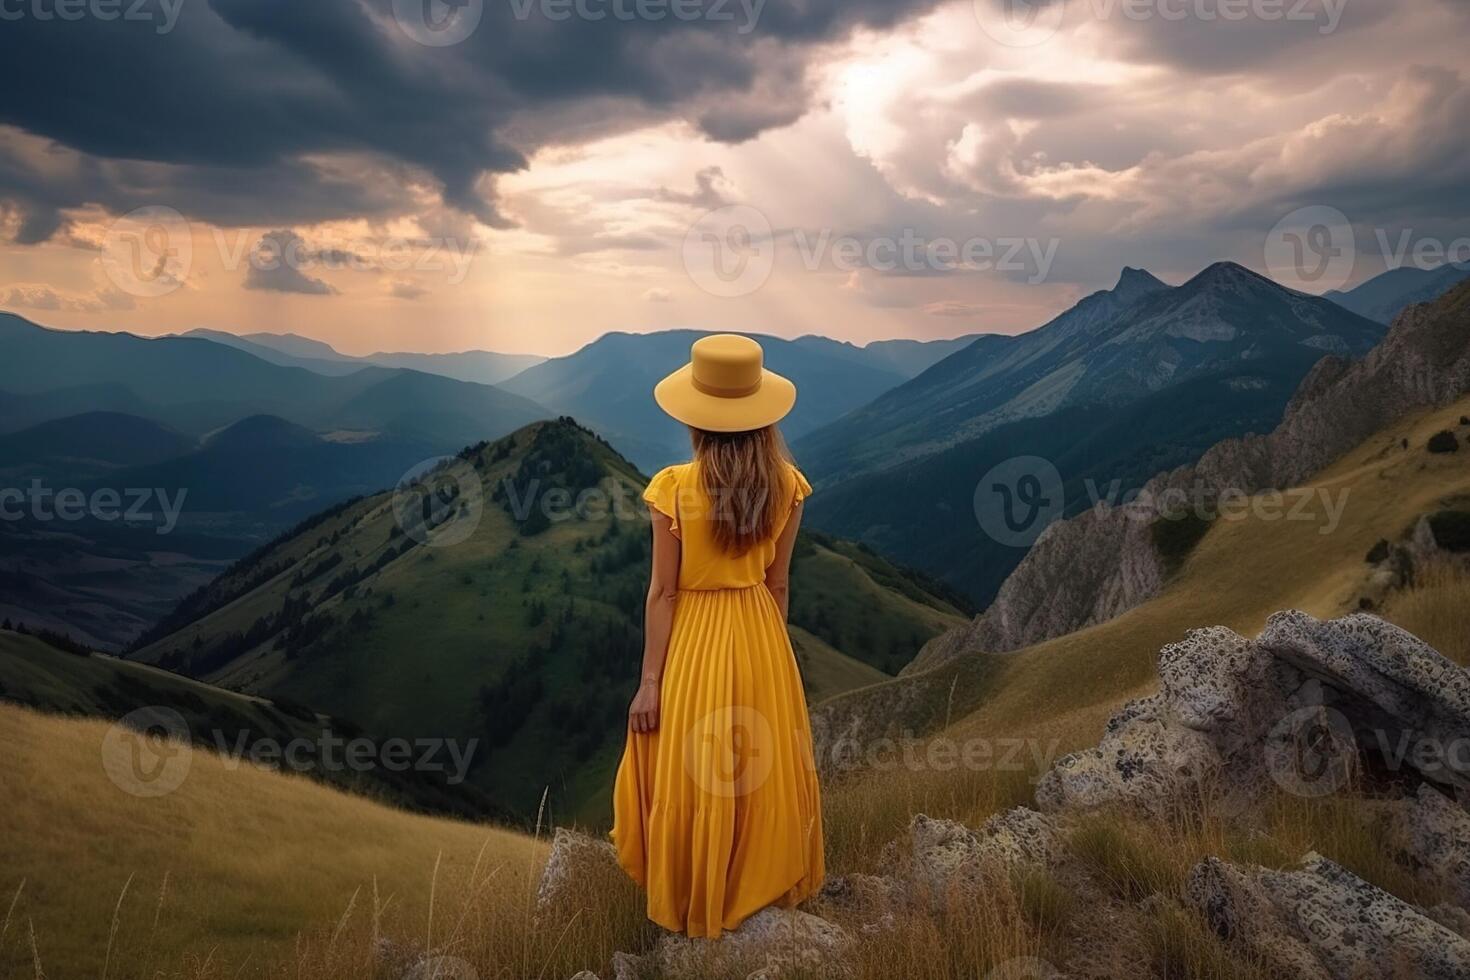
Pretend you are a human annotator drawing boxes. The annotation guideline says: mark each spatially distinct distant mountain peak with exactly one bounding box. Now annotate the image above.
[204,414,321,453]
[1109,266,1168,305]
[1190,260,1275,290]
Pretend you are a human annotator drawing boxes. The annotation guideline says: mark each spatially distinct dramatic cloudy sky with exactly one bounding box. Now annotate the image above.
[0,0,1466,355]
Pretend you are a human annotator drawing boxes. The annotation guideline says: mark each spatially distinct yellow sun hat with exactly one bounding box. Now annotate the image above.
[653,334,797,433]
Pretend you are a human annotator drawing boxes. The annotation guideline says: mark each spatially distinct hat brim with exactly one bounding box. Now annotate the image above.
[653,365,796,433]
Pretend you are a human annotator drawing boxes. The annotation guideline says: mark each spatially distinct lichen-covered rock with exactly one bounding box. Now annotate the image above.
[536,828,622,916]
[896,808,1063,902]
[973,806,1064,868]
[638,907,852,980]
[902,814,988,898]
[1429,904,1470,941]
[1189,853,1470,980]
[1258,611,1470,796]
[1373,785,1470,907]
[1036,611,1470,814]
[609,951,641,980]
[816,872,904,930]
[1034,693,1222,816]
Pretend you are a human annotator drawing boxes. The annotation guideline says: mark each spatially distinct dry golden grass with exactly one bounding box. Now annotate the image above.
[1378,557,1470,666]
[0,704,566,979]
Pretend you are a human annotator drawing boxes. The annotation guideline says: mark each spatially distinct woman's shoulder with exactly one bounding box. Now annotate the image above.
[786,460,813,502]
[649,461,694,485]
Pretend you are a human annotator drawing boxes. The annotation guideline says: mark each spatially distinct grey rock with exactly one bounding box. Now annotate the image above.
[1429,904,1470,941]
[609,951,642,980]
[1373,784,1470,907]
[816,872,905,926]
[974,806,1065,868]
[650,907,852,980]
[536,828,621,916]
[1259,611,1470,796]
[898,809,1062,901]
[1189,853,1470,980]
[1036,611,1470,814]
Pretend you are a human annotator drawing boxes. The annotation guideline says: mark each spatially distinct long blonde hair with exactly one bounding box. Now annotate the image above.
[690,425,792,555]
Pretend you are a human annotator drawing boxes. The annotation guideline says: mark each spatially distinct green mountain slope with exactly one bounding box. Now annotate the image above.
[0,627,500,817]
[0,411,196,481]
[806,359,1313,604]
[129,420,966,821]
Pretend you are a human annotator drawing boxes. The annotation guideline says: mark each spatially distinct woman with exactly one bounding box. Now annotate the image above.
[610,333,825,938]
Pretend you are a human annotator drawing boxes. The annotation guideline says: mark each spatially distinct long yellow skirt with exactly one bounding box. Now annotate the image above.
[610,584,825,938]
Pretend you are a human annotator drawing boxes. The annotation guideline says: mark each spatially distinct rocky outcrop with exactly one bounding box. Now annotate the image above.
[536,828,623,918]
[1372,785,1470,908]
[1188,853,1470,980]
[1035,611,1470,815]
[886,809,1063,902]
[612,908,853,980]
[909,279,1470,673]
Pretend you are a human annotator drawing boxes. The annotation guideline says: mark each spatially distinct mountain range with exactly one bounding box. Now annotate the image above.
[1324,261,1470,324]
[178,329,549,386]
[796,263,1387,483]
[499,330,978,471]
[0,314,549,448]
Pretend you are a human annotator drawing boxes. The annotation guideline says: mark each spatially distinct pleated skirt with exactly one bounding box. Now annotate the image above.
[610,584,825,938]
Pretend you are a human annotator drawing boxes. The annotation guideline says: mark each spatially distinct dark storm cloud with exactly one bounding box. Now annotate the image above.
[0,0,948,240]
[243,230,339,294]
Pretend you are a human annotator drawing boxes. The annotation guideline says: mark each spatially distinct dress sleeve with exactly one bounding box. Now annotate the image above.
[643,465,681,534]
[790,465,813,507]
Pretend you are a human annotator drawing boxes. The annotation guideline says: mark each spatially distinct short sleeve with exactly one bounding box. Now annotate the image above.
[790,465,813,506]
[643,465,682,533]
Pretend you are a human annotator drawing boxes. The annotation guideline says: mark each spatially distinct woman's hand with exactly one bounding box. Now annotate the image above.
[629,680,660,734]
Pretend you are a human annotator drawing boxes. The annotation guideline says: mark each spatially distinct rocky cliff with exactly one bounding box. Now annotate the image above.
[910,280,1470,673]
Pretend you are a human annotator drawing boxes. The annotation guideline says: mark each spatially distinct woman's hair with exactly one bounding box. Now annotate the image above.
[689,425,792,555]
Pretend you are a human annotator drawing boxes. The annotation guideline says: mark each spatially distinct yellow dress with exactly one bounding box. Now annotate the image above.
[611,461,825,938]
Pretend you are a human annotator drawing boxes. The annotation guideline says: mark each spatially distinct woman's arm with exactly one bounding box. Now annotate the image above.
[764,500,803,622]
[628,511,680,734]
